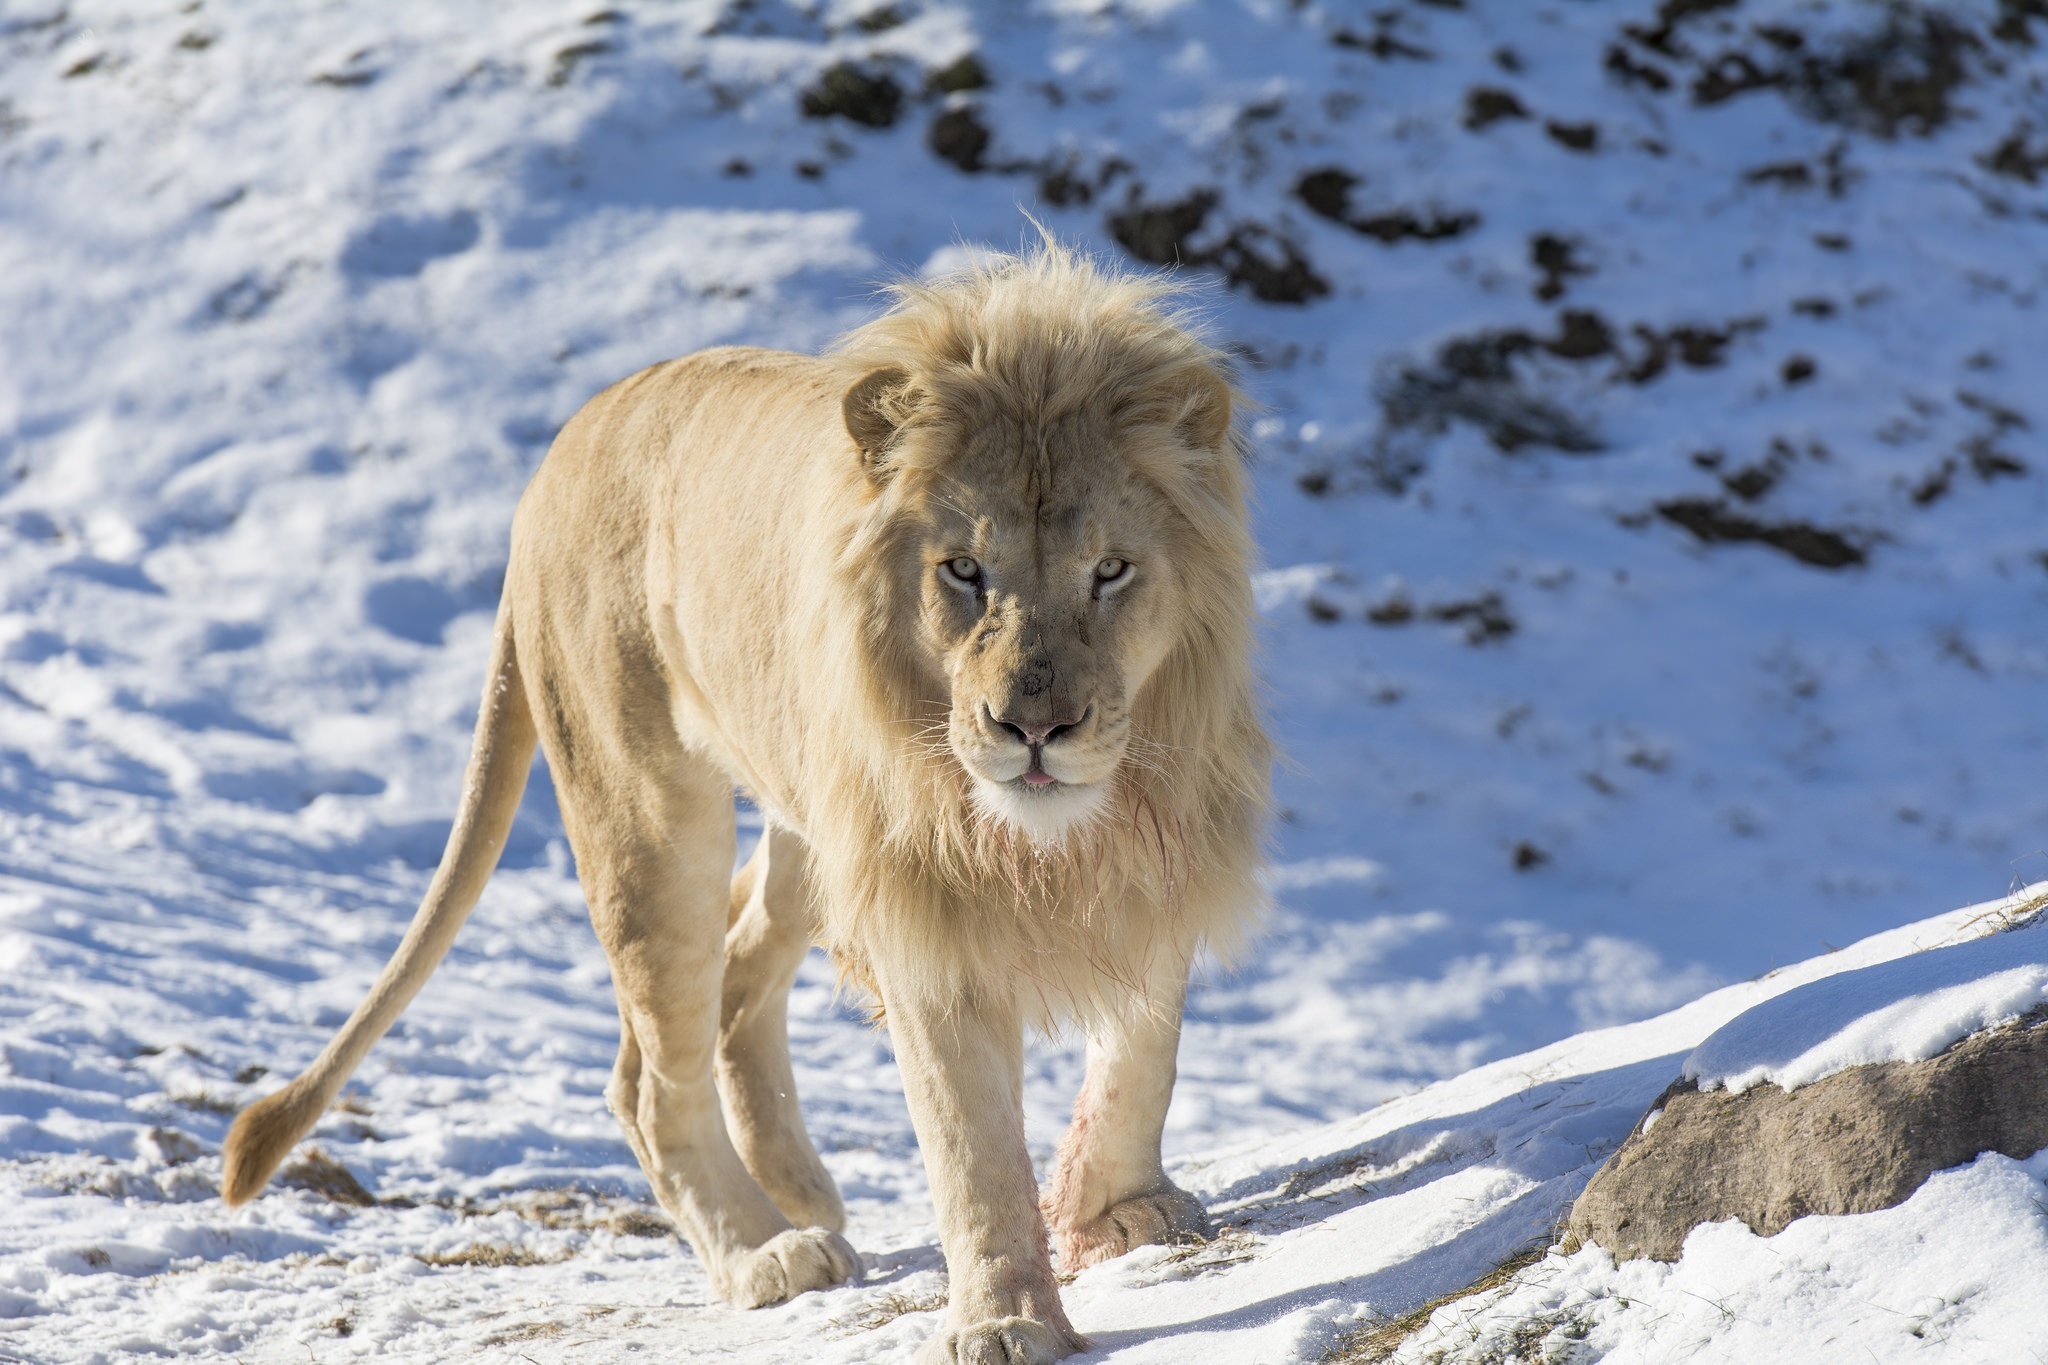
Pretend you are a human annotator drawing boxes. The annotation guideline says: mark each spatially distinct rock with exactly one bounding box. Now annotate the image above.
[927,106,990,173]
[1566,1014,2048,1262]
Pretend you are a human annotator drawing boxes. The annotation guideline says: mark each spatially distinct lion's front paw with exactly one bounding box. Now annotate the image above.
[915,1315,1085,1365]
[720,1226,861,1309]
[1053,1184,1212,1271]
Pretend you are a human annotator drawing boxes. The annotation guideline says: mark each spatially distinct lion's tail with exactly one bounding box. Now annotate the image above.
[221,605,538,1206]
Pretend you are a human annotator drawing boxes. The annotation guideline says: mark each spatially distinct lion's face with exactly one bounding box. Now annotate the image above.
[902,414,1185,845]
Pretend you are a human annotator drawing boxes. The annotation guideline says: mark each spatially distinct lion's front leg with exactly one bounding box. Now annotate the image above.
[1042,957,1211,1271]
[878,970,1087,1365]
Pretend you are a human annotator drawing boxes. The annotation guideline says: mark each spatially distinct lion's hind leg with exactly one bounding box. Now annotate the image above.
[535,670,855,1308]
[718,822,843,1231]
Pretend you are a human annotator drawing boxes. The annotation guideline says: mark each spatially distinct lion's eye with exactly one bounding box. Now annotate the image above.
[940,556,982,590]
[1095,557,1131,584]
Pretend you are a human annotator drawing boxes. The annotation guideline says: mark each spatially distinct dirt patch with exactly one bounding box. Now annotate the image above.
[1699,439,1796,502]
[1378,314,1613,455]
[1622,315,1766,383]
[548,41,610,87]
[1682,6,1982,138]
[1744,140,1858,196]
[1906,396,2029,505]
[1314,584,1518,645]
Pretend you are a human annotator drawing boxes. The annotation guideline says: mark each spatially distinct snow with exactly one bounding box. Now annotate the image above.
[1685,903,2048,1094]
[1387,1148,2048,1364]
[2,0,2047,1360]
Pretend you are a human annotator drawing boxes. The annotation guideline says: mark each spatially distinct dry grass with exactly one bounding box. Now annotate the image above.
[1320,1242,1553,1364]
[416,1242,567,1269]
[448,1188,672,1238]
[278,1148,379,1207]
[481,1320,566,1346]
[826,1286,949,1335]
[1158,1225,1263,1275]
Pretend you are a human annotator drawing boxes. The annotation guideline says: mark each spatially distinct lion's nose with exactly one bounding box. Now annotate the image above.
[985,702,1091,749]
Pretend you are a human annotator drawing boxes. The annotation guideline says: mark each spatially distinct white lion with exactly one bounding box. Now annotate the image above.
[223,242,1270,1363]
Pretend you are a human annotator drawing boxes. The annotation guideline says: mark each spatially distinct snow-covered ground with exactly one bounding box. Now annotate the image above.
[2,0,2045,1360]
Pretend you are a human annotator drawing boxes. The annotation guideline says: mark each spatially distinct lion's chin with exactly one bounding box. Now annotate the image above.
[970,775,1112,849]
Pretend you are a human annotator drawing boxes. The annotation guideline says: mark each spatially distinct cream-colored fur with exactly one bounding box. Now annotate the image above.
[221,244,1270,1361]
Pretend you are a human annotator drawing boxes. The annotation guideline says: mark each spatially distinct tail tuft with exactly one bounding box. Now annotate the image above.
[221,1078,329,1206]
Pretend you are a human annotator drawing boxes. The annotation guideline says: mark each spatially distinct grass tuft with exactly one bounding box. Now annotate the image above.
[1320,1242,1553,1364]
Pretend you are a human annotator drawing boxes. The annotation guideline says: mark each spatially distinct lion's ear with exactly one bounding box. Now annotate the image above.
[1172,366,1234,453]
[843,365,914,480]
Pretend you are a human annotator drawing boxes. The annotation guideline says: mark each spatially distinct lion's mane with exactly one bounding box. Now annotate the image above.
[798,244,1271,1023]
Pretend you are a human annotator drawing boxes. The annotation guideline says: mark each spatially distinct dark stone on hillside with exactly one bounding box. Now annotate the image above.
[1294,170,1478,244]
[1294,167,1360,222]
[1995,0,2048,45]
[1624,0,1741,58]
[800,61,903,127]
[1546,119,1600,151]
[1331,25,1432,61]
[1354,208,1479,244]
[1605,43,1674,92]
[1038,163,1091,207]
[1983,124,2048,183]
[1549,309,1615,360]
[851,5,905,34]
[928,106,990,172]
[1530,233,1590,301]
[1463,85,1529,130]
[1656,498,1866,569]
[1567,1014,2048,1262]
[1721,463,1779,502]
[1212,227,1330,305]
[1107,191,1329,304]
[1110,191,1219,267]
[927,53,989,94]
